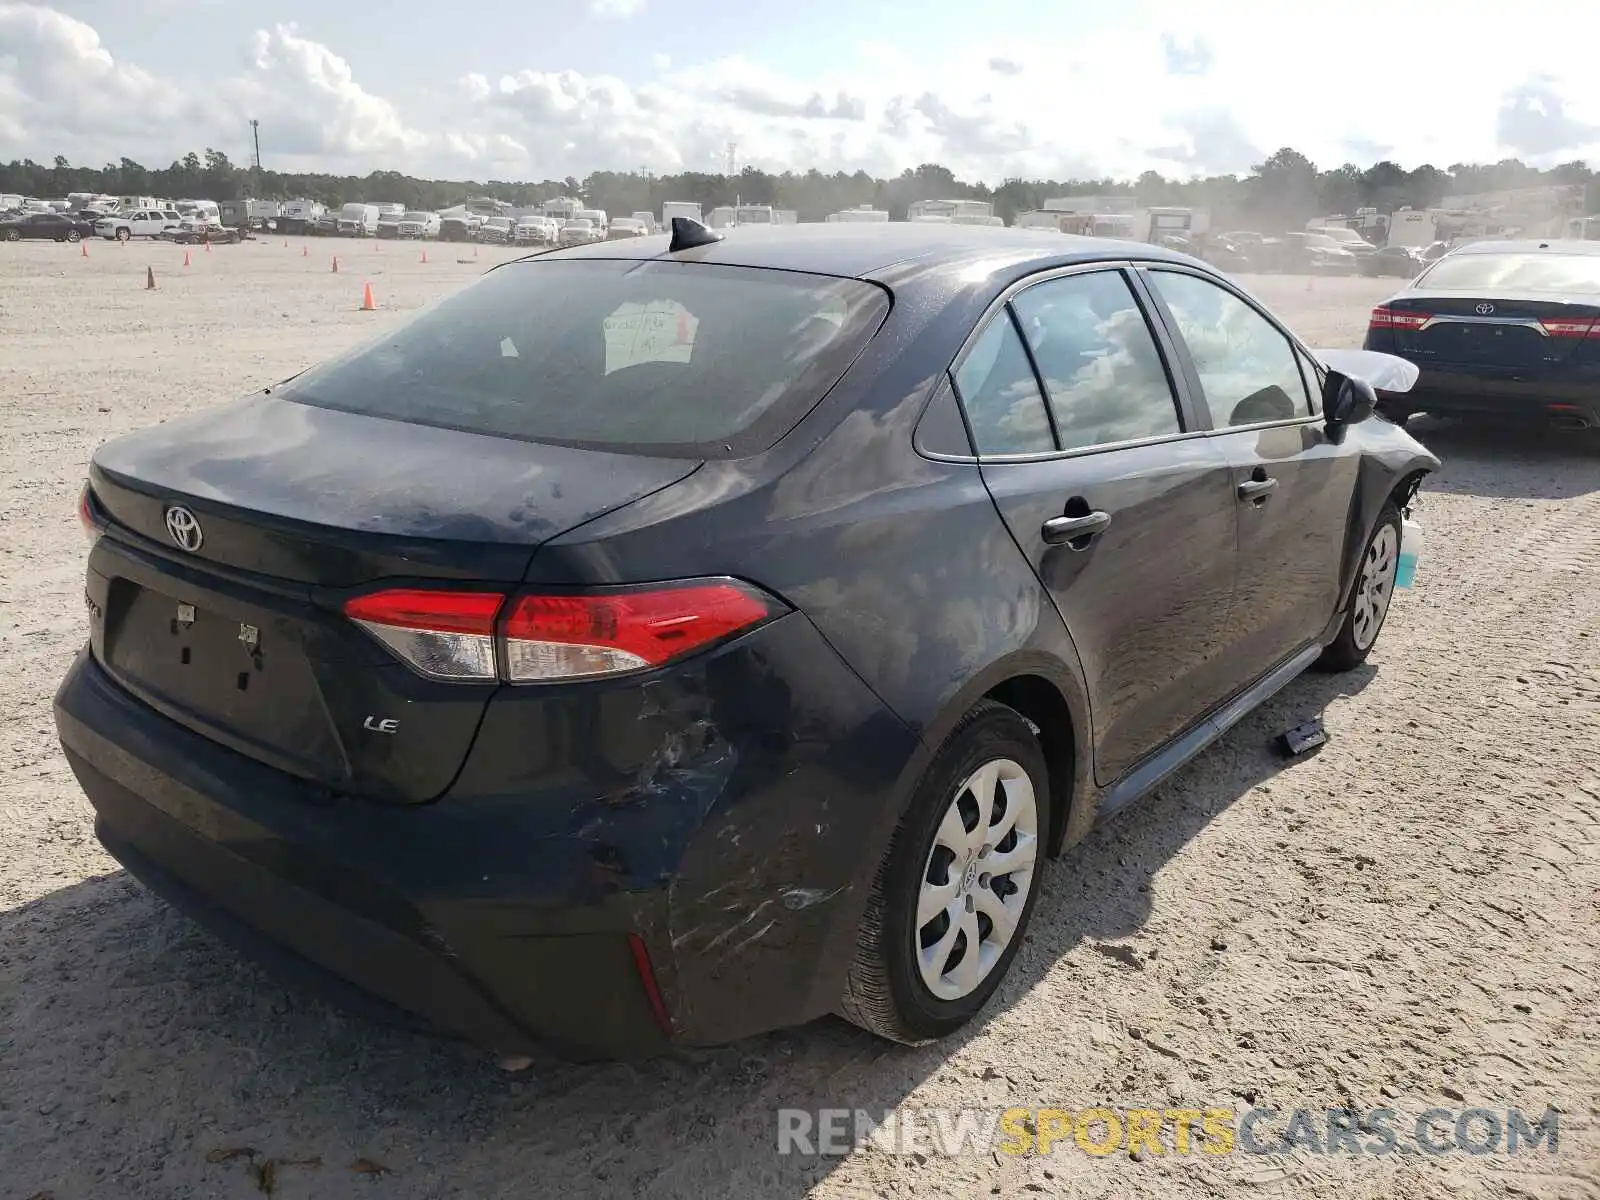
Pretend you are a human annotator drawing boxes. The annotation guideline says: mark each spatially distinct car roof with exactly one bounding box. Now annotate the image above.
[520,222,1199,284]
[1449,238,1600,256]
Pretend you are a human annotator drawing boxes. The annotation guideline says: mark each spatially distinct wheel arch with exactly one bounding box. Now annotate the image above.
[914,651,1096,859]
[983,674,1080,859]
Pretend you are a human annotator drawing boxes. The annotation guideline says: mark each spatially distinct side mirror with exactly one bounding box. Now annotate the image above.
[1323,372,1377,442]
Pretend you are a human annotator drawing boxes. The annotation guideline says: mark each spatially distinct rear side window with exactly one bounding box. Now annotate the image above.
[279,260,889,457]
[1010,271,1182,450]
[952,316,1055,454]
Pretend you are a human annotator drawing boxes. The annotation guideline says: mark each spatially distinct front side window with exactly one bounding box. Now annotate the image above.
[1010,270,1183,450]
[1148,270,1312,428]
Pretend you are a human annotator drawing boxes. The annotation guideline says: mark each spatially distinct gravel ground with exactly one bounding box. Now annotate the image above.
[1,242,1596,1200]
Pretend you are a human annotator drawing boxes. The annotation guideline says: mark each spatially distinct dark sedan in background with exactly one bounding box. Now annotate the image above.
[2,210,96,242]
[56,223,1436,1060]
[1362,245,1426,279]
[1365,239,1600,431]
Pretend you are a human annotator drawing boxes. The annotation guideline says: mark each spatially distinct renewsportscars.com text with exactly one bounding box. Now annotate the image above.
[776,1105,1561,1159]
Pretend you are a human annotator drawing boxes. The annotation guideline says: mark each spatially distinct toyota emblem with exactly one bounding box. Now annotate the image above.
[1475,302,1495,315]
[164,505,203,552]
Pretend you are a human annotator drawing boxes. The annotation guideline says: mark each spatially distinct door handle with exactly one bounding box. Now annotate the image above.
[1237,477,1278,501]
[1041,511,1112,546]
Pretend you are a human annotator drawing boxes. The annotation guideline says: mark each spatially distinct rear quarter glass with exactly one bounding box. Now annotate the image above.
[278,259,891,459]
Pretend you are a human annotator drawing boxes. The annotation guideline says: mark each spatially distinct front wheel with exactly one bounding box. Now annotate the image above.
[1316,503,1402,672]
[839,700,1050,1044]
[115,228,130,242]
[4,228,18,242]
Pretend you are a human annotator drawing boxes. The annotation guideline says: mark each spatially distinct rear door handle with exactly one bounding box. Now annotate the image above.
[1041,511,1112,546]
[1237,478,1278,501]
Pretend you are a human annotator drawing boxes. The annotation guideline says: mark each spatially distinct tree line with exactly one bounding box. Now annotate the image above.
[5,147,1600,230]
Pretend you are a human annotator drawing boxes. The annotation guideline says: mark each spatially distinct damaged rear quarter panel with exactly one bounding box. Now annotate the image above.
[443,611,919,1045]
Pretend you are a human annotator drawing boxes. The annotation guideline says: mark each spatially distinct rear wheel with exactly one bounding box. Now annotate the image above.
[115,228,130,242]
[66,229,81,243]
[1316,503,1402,672]
[839,701,1050,1044]
[4,228,18,242]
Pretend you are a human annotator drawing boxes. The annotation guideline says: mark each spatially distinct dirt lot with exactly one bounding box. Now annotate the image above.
[1,241,1596,1199]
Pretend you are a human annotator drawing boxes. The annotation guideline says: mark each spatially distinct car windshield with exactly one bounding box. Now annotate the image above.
[278,260,890,456]
[1415,251,1600,293]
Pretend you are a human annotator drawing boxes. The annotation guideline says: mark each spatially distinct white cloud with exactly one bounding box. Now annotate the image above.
[589,0,645,16]
[4,2,1600,183]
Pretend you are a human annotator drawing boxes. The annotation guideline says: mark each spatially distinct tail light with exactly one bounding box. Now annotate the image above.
[344,589,503,681]
[1369,306,1428,331]
[343,579,783,684]
[77,483,100,545]
[1538,317,1600,338]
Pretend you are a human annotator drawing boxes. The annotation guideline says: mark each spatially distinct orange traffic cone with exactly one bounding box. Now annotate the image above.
[183,250,191,267]
[374,240,380,252]
[420,248,428,264]
[145,266,156,290]
[1306,273,1314,292]
[361,282,376,311]
[302,245,308,257]
[283,239,289,248]
[204,238,211,253]
[80,239,88,258]
[331,255,339,274]
[473,244,479,259]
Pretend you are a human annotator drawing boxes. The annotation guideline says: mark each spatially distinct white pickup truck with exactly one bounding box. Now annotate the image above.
[96,208,184,241]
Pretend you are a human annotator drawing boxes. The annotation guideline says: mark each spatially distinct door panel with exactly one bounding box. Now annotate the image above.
[1143,267,1360,680]
[954,269,1240,784]
[980,440,1240,784]
[1210,422,1358,675]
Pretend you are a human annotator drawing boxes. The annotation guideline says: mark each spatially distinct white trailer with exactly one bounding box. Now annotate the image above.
[278,199,325,234]
[909,198,993,221]
[827,207,889,223]
[661,201,703,227]
[1386,208,1439,248]
[1133,206,1210,243]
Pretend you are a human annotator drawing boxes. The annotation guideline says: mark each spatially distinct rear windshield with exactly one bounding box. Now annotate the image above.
[1417,252,1600,293]
[279,259,890,456]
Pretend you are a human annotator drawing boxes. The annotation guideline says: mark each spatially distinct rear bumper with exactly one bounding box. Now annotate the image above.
[54,615,916,1058]
[1383,367,1600,425]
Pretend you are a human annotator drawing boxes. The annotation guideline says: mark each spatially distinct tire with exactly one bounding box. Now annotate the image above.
[115,228,130,242]
[1316,502,1403,672]
[839,700,1051,1044]
[4,228,18,242]
[66,229,81,242]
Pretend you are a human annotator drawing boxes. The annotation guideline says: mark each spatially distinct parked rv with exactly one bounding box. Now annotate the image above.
[278,200,325,235]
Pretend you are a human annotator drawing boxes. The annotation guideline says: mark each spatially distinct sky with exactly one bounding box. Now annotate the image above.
[3,0,1600,185]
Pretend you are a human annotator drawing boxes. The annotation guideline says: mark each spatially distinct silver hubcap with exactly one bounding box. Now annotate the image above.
[915,757,1039,1001]
[1352,522,1399,651]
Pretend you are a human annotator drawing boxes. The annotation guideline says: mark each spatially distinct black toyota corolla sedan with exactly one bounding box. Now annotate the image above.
[1364,238,1600,431]
[56,223,1438,1059]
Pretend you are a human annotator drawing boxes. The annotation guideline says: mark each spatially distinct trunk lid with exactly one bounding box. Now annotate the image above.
[1381,289,1600,369]
[87,394,700,802]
